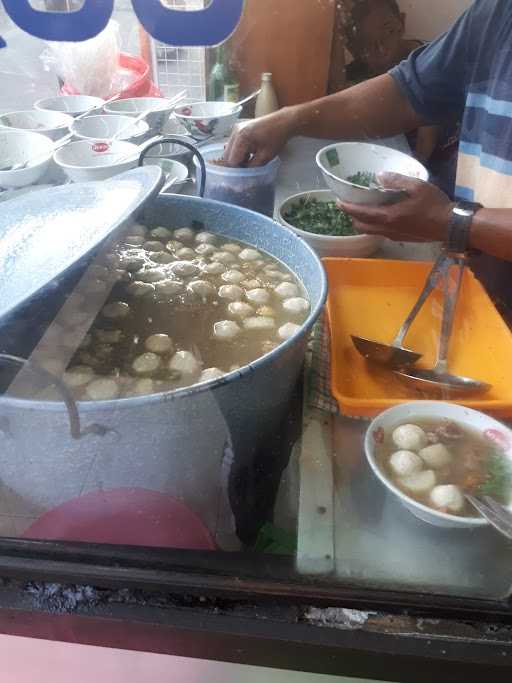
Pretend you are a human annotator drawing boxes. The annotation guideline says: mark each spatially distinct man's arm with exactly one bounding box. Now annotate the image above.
[289,74,425,141]
[223,75,424,167]
[470,210,512,261]
[225,1,476,167]
[339,174,512,263]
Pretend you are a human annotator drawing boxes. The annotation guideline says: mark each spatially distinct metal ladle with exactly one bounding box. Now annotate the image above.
[352,253,448,368]
[394,255,491,395]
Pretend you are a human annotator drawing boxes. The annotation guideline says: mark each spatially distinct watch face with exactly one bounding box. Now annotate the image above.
[453,207,473,218]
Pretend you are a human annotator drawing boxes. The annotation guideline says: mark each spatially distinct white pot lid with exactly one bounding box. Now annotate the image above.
[0,166,163,321]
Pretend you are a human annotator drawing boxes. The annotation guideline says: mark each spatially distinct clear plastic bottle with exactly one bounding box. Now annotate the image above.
[255,72,279,118]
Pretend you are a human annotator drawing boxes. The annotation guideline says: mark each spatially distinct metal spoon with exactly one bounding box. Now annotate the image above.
[394,256,491,394]
[159,175,178,194]
[465,493,512,540]
[0,131,74,172]
[73,93,120,122]
[232,89,261,110]
[110,108,153,141]
[352,253,448,368]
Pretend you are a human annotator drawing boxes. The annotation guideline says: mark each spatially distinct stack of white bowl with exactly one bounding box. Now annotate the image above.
[0,94,186,187]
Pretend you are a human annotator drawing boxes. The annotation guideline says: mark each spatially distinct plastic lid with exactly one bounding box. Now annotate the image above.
[0,166,163,322]
[262,72,273,81]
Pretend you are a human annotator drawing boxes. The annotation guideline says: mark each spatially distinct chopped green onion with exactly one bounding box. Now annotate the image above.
[477,451,512,503]
[283,198,356,237]
[346,171,377,188]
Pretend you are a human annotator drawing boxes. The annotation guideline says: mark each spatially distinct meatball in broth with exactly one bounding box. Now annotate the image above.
[36,225,310,401]
[377,418,512,518]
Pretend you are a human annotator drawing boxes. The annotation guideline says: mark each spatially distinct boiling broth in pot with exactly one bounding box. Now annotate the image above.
[25,223,310,401]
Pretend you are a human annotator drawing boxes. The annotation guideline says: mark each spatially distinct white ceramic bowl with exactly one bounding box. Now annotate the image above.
[34,95,105,118]
[278,189,384,258]
[161,115,189,136]
[0,130,54,188]
[365,401,512,529]
[142,157,188,193]
[316,142,429,206]
[53,139,139,182]
[174,101,242,141]
[70,114,149,144]
[0,110,73,141]
[152,117,196,167]
[104,97,175,131]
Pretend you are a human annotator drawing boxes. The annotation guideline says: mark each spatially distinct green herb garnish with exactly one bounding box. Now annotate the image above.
[346,171,377,188]
[283,198,356,237]
[477,451,512,502]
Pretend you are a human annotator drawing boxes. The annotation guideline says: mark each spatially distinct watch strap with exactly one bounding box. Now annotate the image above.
[447,201,482,253]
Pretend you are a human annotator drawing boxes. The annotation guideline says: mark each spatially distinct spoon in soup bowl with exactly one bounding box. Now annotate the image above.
[465,493,512,540]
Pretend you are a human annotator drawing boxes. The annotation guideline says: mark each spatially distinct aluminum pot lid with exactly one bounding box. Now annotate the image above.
[0,166,163,321]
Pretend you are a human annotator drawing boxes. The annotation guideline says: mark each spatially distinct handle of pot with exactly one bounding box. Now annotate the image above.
[0,354,111,441]
[138,136,206,198]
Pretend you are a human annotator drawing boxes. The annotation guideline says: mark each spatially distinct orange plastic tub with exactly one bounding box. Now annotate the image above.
[324,258,512,418]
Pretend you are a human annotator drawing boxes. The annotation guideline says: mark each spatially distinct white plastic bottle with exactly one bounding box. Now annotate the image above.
[255,72,279,118]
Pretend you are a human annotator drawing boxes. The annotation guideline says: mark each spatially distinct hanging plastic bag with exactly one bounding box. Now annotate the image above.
[41,19,121,98]
[0,14,59,112]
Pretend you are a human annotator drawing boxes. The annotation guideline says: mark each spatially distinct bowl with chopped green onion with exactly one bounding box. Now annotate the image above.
[278,189,384,258]
[316,141,428,206]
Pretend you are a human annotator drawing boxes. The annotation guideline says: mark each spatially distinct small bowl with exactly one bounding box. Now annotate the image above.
[70,114,149,144]
[278,189,384,258]
[104,97,175,132]
[174,101,242,141]
[152,117,196,169]
[142,157,188,193]
[365,401,512,529]
[34,95,105,118]
[54,139,139,183]
[0,110,73,141]
[151,134,194,169]
[316,142,429,206]
[0,130,54,188]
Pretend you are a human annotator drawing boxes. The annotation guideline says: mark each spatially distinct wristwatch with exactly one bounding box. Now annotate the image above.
[446,200,483,254]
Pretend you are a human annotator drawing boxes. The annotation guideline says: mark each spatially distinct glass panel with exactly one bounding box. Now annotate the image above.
[1,0,511,610]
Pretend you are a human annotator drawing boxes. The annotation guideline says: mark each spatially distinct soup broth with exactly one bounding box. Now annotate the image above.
[377,418,512,518]
[26,223,310,401]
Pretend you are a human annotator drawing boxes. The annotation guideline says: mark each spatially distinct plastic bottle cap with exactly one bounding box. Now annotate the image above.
[262,72,273,81]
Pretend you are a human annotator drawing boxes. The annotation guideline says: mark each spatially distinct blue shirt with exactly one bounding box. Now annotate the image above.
[390,0,512,307]
[390,0,512,209]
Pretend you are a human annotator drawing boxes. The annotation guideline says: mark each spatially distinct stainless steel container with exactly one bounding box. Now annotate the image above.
[0,194,327,545]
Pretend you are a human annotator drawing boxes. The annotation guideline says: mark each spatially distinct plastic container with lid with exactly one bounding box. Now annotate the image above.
[194,141,280,217]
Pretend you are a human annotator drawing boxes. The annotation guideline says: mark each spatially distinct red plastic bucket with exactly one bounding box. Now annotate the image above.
[62,52,162,99]
[23,487,215,549]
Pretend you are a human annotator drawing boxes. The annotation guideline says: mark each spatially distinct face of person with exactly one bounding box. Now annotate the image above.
[359,3,405,75]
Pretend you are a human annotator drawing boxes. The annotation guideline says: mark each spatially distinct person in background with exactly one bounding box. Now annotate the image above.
[346,0,421,82]
[223,0,512,312]
[345,0,459,197]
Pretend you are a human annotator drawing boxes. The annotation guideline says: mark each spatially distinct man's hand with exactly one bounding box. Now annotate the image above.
[339,173,454,243]
[223,108,296,167]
